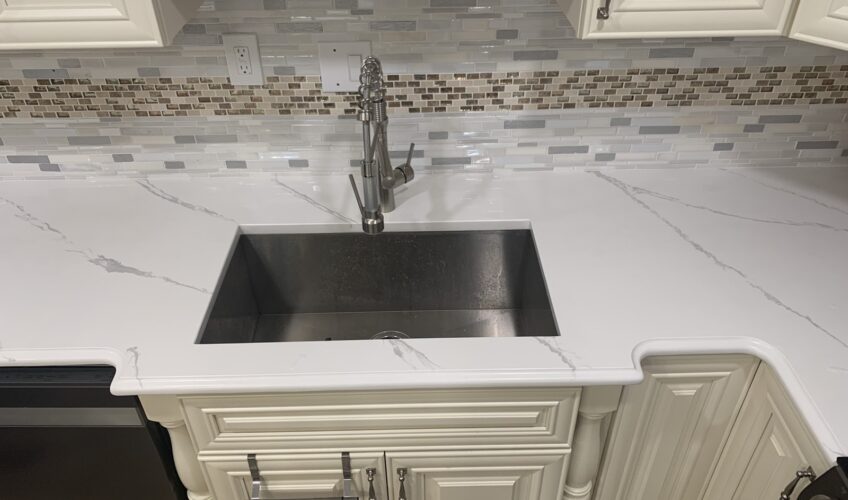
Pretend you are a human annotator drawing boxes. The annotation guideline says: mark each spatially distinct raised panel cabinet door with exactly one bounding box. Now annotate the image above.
[702,366,831,500]
[0,0,201,49]
[790,0,848,51]
[572,0,795,38]
[593,355,759,500]
[385,449,570,500]
[200,452,388,500]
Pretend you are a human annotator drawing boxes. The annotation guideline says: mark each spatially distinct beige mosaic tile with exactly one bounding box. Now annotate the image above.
[1,65,845,119]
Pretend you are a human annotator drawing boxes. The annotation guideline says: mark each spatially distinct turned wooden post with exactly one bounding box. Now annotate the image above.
[564,386,623,500]
[139,395,212,500]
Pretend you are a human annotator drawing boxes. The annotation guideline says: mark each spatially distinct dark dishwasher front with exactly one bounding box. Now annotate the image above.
[0,366,186,500]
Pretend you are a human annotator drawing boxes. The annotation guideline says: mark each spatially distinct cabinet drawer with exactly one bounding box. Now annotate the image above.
[182,387,580,453]
[201,452,387,500]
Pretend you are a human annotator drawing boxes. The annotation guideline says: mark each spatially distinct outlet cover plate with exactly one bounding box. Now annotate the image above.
[223,33,264,86]
[319,42,371,92]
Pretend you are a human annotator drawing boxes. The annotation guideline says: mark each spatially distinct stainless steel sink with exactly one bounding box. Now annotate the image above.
[197,230,558,343]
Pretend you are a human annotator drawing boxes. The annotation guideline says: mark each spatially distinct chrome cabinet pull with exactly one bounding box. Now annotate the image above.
[366,468,377,500]
[397,468,408,500]
[248,453,262,500]
[597,0,612,19]
[779,466,817,500]
[247,452,369,500]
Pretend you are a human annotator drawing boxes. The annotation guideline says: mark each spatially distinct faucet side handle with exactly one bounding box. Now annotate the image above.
[397,142,415,183]
[348,174,366,218]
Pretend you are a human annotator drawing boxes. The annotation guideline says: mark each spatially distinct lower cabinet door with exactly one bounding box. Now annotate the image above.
[384,449,570,500]
[593,354,759,500]
[200,451,388,500]
[702,366,831,500]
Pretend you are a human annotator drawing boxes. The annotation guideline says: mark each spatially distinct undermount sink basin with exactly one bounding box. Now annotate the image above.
[197,229,559,344]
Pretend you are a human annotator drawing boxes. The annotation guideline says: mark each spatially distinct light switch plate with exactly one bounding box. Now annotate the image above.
[318,42,371,92]
[223,33,264,86]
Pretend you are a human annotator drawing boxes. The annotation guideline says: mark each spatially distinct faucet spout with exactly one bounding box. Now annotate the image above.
[349,56,415,234]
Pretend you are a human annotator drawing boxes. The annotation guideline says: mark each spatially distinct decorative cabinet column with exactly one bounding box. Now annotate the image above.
[564,386,623,500]
[139,395,211,500]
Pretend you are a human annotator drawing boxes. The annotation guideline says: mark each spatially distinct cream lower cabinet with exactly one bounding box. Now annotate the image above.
[385,450,570,500]
[141,356,833,500]
[702,366,831,500]
[162,387,582,500]
[0,0,202,49]
[562,0,795,39]
[790,0,848,52]
[593,355,759,500]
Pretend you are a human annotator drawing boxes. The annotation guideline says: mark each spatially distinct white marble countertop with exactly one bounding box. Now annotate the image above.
[1,167,847,459]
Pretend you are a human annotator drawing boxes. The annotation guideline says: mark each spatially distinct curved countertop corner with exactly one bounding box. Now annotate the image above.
[1,167,847,460]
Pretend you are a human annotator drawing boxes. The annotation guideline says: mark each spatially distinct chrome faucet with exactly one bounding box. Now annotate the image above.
[348,56,415,234]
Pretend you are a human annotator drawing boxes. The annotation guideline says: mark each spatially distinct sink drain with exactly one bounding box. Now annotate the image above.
[371,330,411,340]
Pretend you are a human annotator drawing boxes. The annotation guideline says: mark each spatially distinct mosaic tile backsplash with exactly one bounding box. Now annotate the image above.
[2,105,845,178]
[3,65,847,119]
[0,0,847,178]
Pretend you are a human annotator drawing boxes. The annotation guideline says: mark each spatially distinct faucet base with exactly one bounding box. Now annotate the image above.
[362,217,384,235]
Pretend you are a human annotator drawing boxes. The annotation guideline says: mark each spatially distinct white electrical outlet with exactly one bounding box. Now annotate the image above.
[223,34,263,86]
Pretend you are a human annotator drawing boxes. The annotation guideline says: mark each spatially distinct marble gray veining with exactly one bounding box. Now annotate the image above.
[533,337,577,369]
[387,338,440,369]
[592,170,848,351]
[137,179,237,223]
[0,194,211,294]
[272,176,357,224]
[720,168,848,217]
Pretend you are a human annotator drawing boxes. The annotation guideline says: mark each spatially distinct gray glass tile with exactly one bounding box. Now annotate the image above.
[369,21,416,31]
[639,126,681,135]
[112,154,134,162]
[505,119,545,129]
[549,146,589,154]
[649,48,695,58]
[68,136,111,145]
[759,115,802,124]
[796,141,838,149]
[496,29,518,40]
[7,155,49,163]
[514,50,558,61]
[276,22,324,33]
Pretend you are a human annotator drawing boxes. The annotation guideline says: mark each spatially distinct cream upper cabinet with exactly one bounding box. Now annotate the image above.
[593,355,759,500]
[790,0,848,51]
[0,0,202,49]
[385,450,570,500]
[562,0,796,38]
[702,366,831,500]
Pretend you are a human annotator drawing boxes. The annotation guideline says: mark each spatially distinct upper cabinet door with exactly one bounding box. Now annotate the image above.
[0,0,202,49]
[790,0,848,51]
[564,0,796,39]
